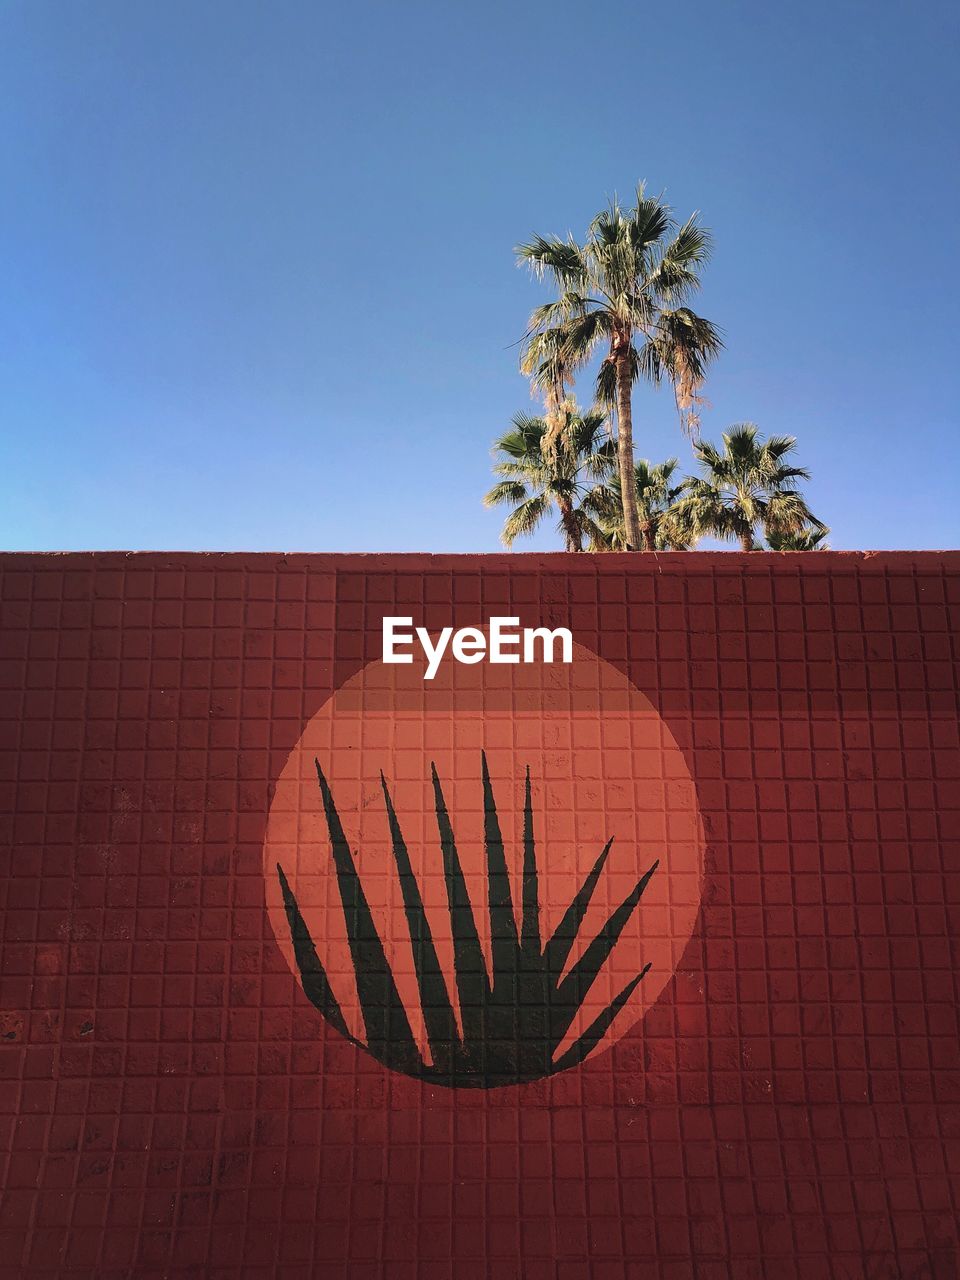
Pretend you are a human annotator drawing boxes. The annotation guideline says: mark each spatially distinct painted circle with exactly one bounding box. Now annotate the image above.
[263,639,703,1083]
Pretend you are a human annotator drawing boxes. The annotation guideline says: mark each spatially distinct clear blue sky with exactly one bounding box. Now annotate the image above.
[2,0,958,552]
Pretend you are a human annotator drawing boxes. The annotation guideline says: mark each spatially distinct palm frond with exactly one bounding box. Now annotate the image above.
[767,524,831,551]
[561,308,614,364]
[763,489,821,535]
[650,215,712,301]
[516,236,588,289]
[628,185,673,252]
[502,494,550,545]
[483,479,530,508]
[595,355,618,406]
[595,342,640,407]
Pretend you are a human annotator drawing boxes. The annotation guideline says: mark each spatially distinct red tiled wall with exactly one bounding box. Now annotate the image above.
[1,551,958,1279]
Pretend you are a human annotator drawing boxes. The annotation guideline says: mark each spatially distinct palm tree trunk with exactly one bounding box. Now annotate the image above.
[614,354,641,551]
[558,499,581,552]
[740,532,753,552]
[642,523,656,552]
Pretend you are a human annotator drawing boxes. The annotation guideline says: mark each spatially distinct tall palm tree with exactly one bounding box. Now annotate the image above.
[767,525,831,551]
[484,408,615,550]
[516,184,722,550]
[588,458,693,551]
[673,424,824,552]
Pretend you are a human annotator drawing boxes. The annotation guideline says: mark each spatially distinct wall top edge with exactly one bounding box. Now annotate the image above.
[1,549,959,572]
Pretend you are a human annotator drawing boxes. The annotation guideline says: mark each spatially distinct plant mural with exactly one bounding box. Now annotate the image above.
[277,754,659,1088]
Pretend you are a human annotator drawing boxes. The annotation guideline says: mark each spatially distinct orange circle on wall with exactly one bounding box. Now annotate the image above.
[263,637,704,1087]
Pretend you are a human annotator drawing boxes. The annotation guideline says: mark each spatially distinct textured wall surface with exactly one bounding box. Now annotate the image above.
[0,551,958,1279]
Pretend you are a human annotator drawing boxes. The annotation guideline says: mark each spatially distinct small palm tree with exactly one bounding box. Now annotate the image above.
[588,458,693,551]
[767,525,831,551]
[517,184,722,550]
[484,408,616,550]
[673,424,824,552]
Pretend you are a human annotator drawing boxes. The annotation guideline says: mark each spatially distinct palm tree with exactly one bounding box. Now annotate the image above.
[767,525,831,551]
[516,184,722,550]
[588,458,693,551]
[484,408,615,550]
[673,424,824,552]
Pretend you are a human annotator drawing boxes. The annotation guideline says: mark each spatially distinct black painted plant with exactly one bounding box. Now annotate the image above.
[277,752,659,1087]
